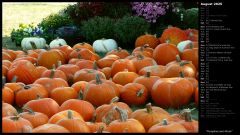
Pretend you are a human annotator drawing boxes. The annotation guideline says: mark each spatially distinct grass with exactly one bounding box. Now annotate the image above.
[2,2,76,50]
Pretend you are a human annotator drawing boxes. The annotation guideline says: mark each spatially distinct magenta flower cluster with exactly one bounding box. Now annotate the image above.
[132,2,169,23]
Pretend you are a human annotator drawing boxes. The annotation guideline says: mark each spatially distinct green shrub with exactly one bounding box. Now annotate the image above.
[101,2,132,19]
[114,15,150,49]
[183,8,198,29]
[81,16,115,43]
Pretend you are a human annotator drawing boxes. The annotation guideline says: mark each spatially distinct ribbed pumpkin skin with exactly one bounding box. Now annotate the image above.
[2,116,33,133]
[106,118,146,133]
[151,78,194,108]
[56,118,90,133]
[135,34,160,49]
[37,49,66,69]
[148,121,188,133]
[50,87,78,105]
[23,98,60,118]
[15,84,48,107]
[32,124,70,133]
[73,69,106,83]
[181,48,199,70]
[7,60,39,84]
[48,110,84,124]
[2,86,14,105]
[112,71,139,86]
[106,48,130,59]
[153,43,180,65]
[19,111,49,128]
[86,122,107,133]
[59,99,95,121]
[160,27,188,45]
[111,59,136,77]
[2,102,17,118]
[138,65,166,78]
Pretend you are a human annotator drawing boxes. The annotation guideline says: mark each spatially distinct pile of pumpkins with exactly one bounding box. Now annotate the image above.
[2,26,199,133]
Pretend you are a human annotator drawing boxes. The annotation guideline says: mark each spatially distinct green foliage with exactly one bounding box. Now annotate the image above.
[114,15,150,49]
[81,16,115,43]
[10,23,42,45]
[183,8,198,29]
[101,2,132,19]
[38,13,72,31]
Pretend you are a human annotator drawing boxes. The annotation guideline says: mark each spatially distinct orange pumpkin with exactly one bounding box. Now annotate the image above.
[130,103,172,131]
[151,77,194,108]
[138,65,166,78]
[97,54,120,68]
[2,102,17,118]
[73,68,106,83]
[50,87,78,105]
[35,66,48,78]
[48,110,84,124]
[73,42,94,52]
[106,107,145,133]
[2,86,14,105]
[86,121,107,133]
[195,87,199,106]
[135,34,160,49]
[120,83,148,106]
[148,119,187,133]
[153,43,180,65]
[95,97,132,124]
[3,51,13,61]
[19,106,49,128]
[132,44,154,58]
[3,60,12,69]
[83,74,118,107]
[41,68,67,81]
[111,59,136,77]
[37,49,66,69]
[177,109,198,133]
[59,99,95,122]
[160,27,188,45]
[13,56,37,65]
[56,64,80,83]
[100,67,112,80]
[112,70,139,86]
[51,45,73,62]
[185,28,198,42]
[106,47,130,59]
[23,98,60,118]
[32,124,70,133]
[2,65,9,77]
[33,76,69,94]
[2,116,33,133]
[181,47,198,70]
[7,60,39,84]
[164,55,197,78]
[71,81,88,93]
[15,84,48,107]
[69,48,100,61]
[133,71,160,94]
[131,54,157,72]
[56,110,90,133]
[75,59,94,70]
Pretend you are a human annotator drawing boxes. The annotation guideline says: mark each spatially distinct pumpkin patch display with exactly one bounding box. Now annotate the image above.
[3,19,199,133]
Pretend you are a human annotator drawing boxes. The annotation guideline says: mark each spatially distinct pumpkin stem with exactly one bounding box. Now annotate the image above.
[110,97,119,104]
[176,55,182,62]
[78,89,84,100]
[115,107,128,122]
[145,71,151,78]
[67,110,73,119]
[179,71,185,78]
[137,54,144,60]
[162,119,168,125]
[50,69,55,79]
[22,106,35,115]
[30,41,37,50]
[180,108,195,122]
[10,115,20,121]
[21,125,32,133]
[179,61,190,67]
[57,61,62,68]
[102,108,114,125]
[189,42,194,49]
[45,44,50,50]
[93,61,98,70]
[23,85,31,89]
[116,47,122,52]
[95,74,102,85]
[96,125,105,133]
[146,103,153,114]
[136,89,144,97]
[2,76,6,88]
[91,112,97,122]
[165,39,170,44]
[77,54,82,59]
[52,64,56,70]
[59,43,63,46]
[11,76,18,83]
[36,94,42,99]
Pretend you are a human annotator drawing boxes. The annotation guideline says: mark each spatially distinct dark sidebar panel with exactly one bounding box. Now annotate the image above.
[199,1,239,134]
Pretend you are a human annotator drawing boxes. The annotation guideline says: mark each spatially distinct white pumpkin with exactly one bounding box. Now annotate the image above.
[49,38,67,48]
[177,40,193,53]
[21,37,46,50]
[93,39,118,53]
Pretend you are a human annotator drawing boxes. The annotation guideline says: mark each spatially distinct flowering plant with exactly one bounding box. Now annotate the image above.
[132,2,170,23]
[11,23,43,45]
